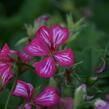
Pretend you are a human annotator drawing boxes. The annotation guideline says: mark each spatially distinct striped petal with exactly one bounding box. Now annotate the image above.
[12,80,34,100]
[50,24,69,49]
[0,65,13,89]
[0,44,10,57]
[16,51,31,63]
[36,26,51,47]
[33,57,56,78]
[24,38,49,56]
[54,49,74,66]
[0,62,8,71]
[34,87,60,107]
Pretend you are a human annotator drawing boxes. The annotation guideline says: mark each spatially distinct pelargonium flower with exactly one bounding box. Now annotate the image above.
[0,44,14,91]
[24,24,74,78]
[12,80,60,108]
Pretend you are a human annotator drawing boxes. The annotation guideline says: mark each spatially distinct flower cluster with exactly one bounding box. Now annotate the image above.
[0,22,75,108]
[1,15,109,109]
[0,44,14,91]
[0,10,77,109]
[12,80,60,109]
[0,44,31,92]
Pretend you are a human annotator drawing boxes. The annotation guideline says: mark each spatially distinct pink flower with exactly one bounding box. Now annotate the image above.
[0,44,14,91]
[0,66,13,91]
[48,97,73,109]
[35,15,50,24]
[12,80,60,108]
[95,99,109,109]
[24,24,74,78]
[34,87,60,107]
[12,80,35,101]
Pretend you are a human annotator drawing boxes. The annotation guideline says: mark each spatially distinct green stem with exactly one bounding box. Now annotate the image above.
[4,62,18,109]
[4,77,17,109]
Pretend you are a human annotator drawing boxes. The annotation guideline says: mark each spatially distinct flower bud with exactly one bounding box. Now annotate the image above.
[74,84,86,109]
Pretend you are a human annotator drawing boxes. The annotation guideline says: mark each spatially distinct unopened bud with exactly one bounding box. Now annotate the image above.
[74,84,87,109]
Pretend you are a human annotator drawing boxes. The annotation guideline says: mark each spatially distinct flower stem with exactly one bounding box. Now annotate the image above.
[4,62,18,109]
[4,77,17,109]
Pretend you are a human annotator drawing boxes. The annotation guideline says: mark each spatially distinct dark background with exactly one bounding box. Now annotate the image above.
[0,0,109,46]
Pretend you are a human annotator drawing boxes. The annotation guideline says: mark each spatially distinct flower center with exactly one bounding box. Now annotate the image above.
[49,46,56,56]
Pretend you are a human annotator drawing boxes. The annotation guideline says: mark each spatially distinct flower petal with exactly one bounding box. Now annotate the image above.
[24,38,49,56]
[0,65,13,89]
[0,44,10,57]
[12,80,34,100]
[50,24,69,49]
[34,86,60,107]
[16,51,31,63]
[36,26,51,47]
[54,49,74,66]
[33,57,56,78]
[95,99,109,109]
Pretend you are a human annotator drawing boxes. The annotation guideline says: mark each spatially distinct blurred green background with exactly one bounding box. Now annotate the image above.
[0,0,109,47]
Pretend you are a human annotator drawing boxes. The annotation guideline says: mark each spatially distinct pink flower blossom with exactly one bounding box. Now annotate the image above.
[12,80,35,101]
[95,99,109,109]
[12,80,60,108]
[24,24,74,78]
[34,86,60,107]
[0,44,14,91]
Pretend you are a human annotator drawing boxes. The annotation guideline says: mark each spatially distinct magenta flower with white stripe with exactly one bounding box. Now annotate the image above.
[0,44,14,91]
[12,80,60,108]
[0,66,13,91]
[34,86,60,107]
[24,24,74,78]
[12,80,35,101]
